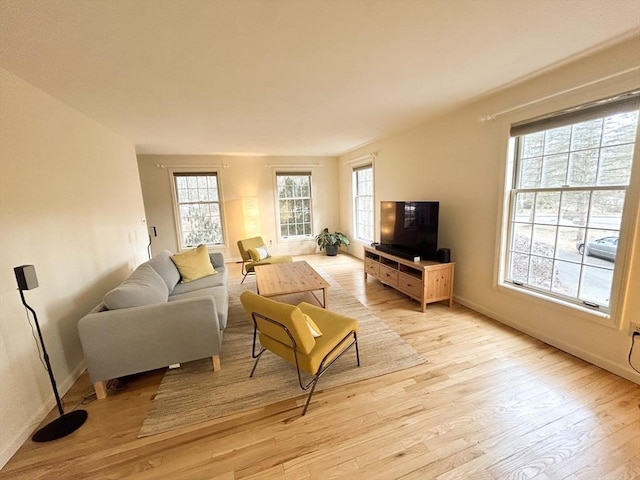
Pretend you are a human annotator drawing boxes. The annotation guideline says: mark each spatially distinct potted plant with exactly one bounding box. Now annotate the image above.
[314,228,350,256]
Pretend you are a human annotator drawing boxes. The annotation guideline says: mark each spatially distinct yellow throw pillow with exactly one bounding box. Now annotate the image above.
[248,245,270,262]
[248,248,260,262]
[302,314,322,338]
[171,245,217,283]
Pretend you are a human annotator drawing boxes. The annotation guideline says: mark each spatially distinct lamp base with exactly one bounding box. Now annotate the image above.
[32,409,88,442]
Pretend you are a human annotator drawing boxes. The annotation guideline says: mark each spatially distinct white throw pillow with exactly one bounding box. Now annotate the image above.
[248,245,271,261]
[302,314,323,337]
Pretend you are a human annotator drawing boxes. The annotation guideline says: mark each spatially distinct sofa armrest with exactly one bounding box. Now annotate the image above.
[78,296,222,384]
[209,252,225,269]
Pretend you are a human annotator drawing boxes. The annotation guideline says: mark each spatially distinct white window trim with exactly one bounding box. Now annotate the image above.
[495,108,640,330]
[168,167,228,251]
[273,170,314,242]
[352,163,374,244]
[494,140,616,327]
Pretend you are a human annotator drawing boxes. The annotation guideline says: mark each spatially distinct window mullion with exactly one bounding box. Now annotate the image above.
[595,117,605,184]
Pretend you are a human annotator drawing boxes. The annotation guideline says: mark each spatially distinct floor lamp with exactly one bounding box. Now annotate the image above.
[14,265,88,442]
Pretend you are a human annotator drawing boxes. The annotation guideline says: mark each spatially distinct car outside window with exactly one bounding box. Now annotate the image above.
[502,93,638,313]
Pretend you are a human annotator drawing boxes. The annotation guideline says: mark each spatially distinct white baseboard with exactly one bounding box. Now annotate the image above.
[0,361,86,469]
[453,295,640,385]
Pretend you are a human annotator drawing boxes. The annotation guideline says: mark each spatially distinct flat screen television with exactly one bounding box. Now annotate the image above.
[378,201,439,260]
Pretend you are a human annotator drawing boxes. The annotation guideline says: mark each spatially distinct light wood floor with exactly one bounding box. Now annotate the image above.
[2,254,639,479]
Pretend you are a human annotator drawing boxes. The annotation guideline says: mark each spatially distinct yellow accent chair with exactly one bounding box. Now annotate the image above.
[239,291,360,415]
[237,236,293,284]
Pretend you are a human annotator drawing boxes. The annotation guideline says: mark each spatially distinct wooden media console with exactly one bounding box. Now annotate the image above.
[363,245,454,312]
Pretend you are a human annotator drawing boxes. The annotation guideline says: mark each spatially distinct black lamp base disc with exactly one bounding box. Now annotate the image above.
[32,409,88,442]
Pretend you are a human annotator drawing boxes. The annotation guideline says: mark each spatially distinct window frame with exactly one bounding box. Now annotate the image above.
[169,169,227,250]
[274,171,314,241]
[497,92,639,324]
[352,163,374,243]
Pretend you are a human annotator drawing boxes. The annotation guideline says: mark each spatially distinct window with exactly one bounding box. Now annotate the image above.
[276,172,312,239]
[502,92,639,314]
[353,164,374,242]
[173,172,224,248]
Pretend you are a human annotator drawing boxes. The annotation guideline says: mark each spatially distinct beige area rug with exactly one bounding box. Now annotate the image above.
[138,270,426,437]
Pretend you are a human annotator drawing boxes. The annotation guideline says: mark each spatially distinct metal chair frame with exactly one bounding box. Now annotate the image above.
[240,260,256,284]
[249,311,360,415]
[237,238,260,284]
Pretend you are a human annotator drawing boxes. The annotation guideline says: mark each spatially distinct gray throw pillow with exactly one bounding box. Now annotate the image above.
[147,250,180,291]
[103,264,169,310]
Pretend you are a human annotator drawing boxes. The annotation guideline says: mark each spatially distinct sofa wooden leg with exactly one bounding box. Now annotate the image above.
[212,355,221,372]
[94,381,107,399]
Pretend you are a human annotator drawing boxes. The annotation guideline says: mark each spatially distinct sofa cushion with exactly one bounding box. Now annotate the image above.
[169,286,229,329]
[103,264,169,310]
[171,245,217,283]
[147,250,180,291]
[170,266,227,295]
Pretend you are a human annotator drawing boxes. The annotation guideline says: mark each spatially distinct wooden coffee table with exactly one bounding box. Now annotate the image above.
[254,261,330,308]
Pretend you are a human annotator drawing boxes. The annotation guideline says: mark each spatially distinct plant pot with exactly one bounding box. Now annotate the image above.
[325,245,339,256]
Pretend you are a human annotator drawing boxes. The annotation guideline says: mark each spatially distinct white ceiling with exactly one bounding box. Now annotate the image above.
[1,0,639,156]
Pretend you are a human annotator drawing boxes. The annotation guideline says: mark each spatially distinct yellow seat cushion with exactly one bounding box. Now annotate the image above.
[171,244,216,283]
[297,302,358,374]
[238,237,267,262]
[245,255,293,273]
[239,292,359,376]
[260,302,358,375]
[237,237,293,273]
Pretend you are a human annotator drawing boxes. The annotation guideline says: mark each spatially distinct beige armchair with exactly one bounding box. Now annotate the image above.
[237,236,293,284]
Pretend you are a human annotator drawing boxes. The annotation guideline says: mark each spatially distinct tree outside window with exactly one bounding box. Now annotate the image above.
[276,173,312,239]
[353,165,373,243]
[504,98,638,313]
[173,173,224,248]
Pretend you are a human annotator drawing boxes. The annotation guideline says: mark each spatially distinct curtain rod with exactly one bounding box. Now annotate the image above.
[343,152,377,166]
[480,65,640,122]
[264,163,322,168]
[156,164,229,169]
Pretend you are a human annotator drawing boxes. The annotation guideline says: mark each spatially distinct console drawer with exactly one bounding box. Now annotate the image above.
[378,265,398,286]
[398,272,423,298]
[365,258,379,276]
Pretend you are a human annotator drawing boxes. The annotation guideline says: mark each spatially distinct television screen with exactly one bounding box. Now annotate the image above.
[380,201,439,260]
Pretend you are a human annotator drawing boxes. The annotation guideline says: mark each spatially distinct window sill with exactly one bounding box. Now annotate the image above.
[353,238,373,247]
[495,281,620,330]
[179,244,227,252]
[278,236,314,243]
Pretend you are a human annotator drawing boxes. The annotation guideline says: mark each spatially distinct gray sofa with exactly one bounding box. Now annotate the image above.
[78,250,228,399]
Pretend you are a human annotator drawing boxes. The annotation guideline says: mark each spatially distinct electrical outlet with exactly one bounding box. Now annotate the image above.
[630,322,640,335]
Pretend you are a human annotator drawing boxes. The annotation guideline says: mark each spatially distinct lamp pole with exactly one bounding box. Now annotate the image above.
[18,288,65,417]
[14,265,88,442]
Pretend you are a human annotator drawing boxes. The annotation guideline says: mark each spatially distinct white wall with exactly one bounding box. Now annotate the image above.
[340,36,640,382]
[137,155,340,260]
[0,69,148,466]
